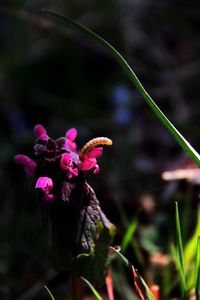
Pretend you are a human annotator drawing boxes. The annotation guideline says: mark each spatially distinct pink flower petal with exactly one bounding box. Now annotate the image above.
[14,155,37,177]
[44,194,55,202]
[60,153,79,178]
[60,153,72,170]
[14,154,30,164]
[71,168,78,177]
[79,158,96,171]
[87,147,103,158]
[34,124,48,140]
[25,160,37,177]
[35,177,53,193]
[66,128,77,141]
[35,177,54,201]
[93,164,100,174]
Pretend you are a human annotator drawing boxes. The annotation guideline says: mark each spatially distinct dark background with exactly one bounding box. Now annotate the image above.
[0,1,200,299]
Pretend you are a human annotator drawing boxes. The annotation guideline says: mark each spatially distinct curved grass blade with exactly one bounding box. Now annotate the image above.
[81,277,102,300]
[110,246,131,269]
[121,218,137,253]
[110,247,156,300]
[42,9,200,167]
[195,236,200,300]
[44,285,56,300]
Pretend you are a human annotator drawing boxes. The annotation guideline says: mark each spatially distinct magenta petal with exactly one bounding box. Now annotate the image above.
[93,164,100,174]
[34,124,46,137]
[87,147,103,158]
[14,155,36,177]
[35,177,53,193]
[79,158,96,171]
[14,154,30,164]
[66,128,77,141]
[72,168,78,176]
[34,124,48,140]
[60,153,72,170]
[67,141,77,151]
[44,194,55,202]
[24,159,37,177]
[63,140,77,151]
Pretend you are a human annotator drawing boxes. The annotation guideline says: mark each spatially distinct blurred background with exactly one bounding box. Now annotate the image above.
[0,1,200,299]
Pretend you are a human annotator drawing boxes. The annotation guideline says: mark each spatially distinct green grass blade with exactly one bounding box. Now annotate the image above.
[44,285,56,300]
[42,9,200,167]
[184,206,200,269]
[175,202,187,298]
[121,219,137,253]
[175,202,185,272]
[110,247,156,300]
[140,277,156,300]
[110,246,131,269]
[81,277,103,300]
[195,236,200,300]
[171,244,187,296]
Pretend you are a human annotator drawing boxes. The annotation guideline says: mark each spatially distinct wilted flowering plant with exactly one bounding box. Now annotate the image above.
[15,124,115,285]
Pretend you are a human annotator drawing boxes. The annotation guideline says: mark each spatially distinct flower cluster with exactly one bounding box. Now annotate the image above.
[14,124,112,202]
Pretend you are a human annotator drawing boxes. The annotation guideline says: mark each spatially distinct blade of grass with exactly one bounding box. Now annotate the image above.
[110,246,131,269]
[81,277,102,300]
[195,236,200,300]
[175,202,187,298]
[175,202,185,272]
[184,206,200,270]
[42,9,200,167]
[140,277,157,300]
[171,244,187,296]
[44,286,56,300]
[121,218,138,253]
[110,247,156,300]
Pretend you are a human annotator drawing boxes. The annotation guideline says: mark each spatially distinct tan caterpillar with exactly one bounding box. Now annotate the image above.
[79,137,112,160]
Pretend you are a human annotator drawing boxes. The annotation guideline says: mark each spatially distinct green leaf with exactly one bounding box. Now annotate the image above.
[195,236,200,300]
[49,181,102,269]
[44,286,56,300]
[42,9,200,167]
[73,220,115,287]
[121,218,137,253]
[81,277,103,300]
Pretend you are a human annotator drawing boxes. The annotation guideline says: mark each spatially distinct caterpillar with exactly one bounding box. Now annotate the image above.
[79,137,112,160]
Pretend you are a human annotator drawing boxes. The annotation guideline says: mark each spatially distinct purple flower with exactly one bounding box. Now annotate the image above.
[78,147,103,174]
[60,153,78,179]
[14,154,36,177]
[35,176,54,201]
[15,124,112,202]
